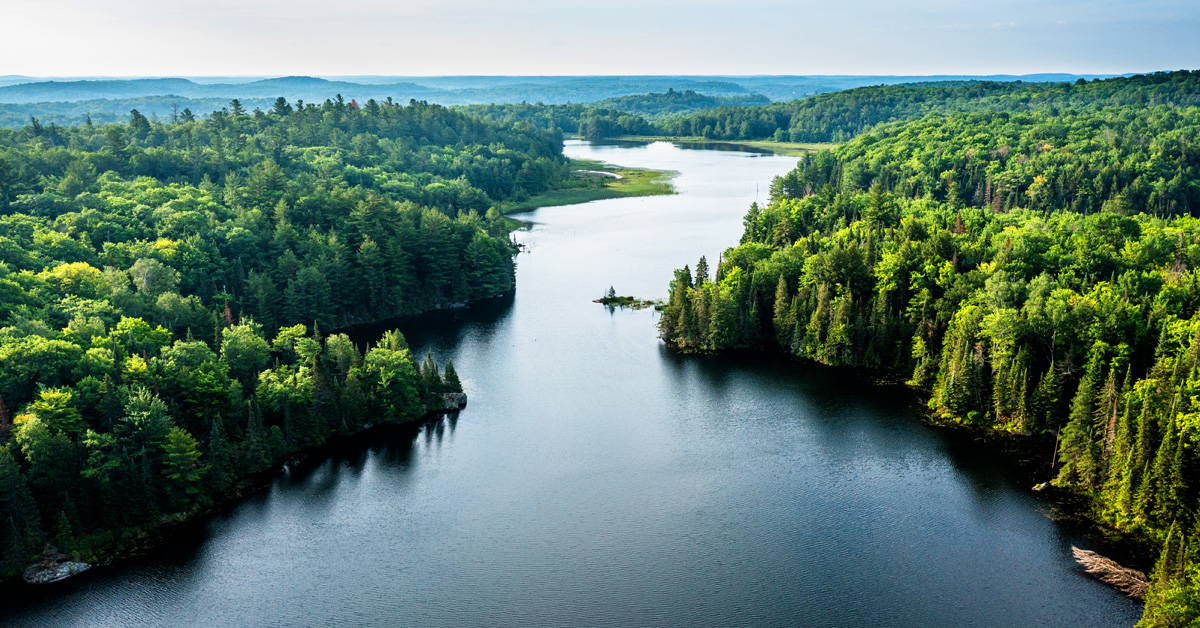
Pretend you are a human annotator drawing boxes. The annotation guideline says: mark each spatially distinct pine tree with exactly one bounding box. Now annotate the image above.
[1058,347,1106,487]
[443,360,463,393]
[695,256,710,286]
[206,418,232,494]
[420,352,445,410]
[0,447,42,576]
[161,427,208,512]
[54,510,74,555]
[773,274,792,345]
[1154,520,1188,588]
[1030,367,1060,431]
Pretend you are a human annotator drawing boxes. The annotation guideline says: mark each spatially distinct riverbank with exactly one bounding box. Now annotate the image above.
[609,135,836,157]
[664,340,1159,580]
[499,158,675,214]
[0,404,464,592]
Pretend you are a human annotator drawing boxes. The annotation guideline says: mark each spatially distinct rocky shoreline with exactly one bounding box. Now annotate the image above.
[22,547,91,585]
[9,392,468,588]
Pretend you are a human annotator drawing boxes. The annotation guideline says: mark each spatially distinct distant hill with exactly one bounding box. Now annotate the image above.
[0,73,1130,128]
[0,73,1124,105]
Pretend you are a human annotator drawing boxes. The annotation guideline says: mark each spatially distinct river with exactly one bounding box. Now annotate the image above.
[0,140,1142,627]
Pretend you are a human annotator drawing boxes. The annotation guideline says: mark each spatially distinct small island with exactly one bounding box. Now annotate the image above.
[594,287,662,310]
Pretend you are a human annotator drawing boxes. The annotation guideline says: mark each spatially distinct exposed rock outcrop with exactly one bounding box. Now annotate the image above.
[443,392,468,411]
[23,545,92,584]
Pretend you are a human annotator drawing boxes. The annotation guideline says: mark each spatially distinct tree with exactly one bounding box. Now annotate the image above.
[0,446,42,577]
[359,346,421,422]
[271,97,292,117]
[695,256,710,285]
[27,388,87,437]
[221,322,271,387]
[160,427,207,511]
[420,352,445,409]
[129,258,180,297]
[128,109,150,139]
[443,359,463,393]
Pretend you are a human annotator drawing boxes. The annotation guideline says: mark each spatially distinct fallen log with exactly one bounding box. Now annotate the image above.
[1072,546,1148,599]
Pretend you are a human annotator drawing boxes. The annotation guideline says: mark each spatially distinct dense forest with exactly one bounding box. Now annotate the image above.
[658,102,1200,625]
[457,102,655,141]
[657,71,1200,143]
[586,89,771,120]
[0,96,559,580]
[459,73,1200,149]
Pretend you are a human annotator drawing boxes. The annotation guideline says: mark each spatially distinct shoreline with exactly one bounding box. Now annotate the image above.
[599,135,837,157]
[498,157,676,214]
[662,341,1158,576]
[0,409,458,593]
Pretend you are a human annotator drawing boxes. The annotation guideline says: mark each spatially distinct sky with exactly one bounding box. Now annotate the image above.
[1,0,1197,77]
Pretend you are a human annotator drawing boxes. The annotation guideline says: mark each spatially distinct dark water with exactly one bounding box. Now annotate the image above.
[1,141,1141,627]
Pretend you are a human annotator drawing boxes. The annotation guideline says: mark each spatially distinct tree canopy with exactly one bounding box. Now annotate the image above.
[658,98,1200,626]
[0,96,523,579]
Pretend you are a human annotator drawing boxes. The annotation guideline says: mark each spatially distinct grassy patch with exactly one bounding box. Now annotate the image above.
[611,135,836,157]
[499,158,675,214]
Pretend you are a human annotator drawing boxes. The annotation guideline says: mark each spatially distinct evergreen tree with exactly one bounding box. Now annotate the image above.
[443,360,463,394]
[161,427,207,512]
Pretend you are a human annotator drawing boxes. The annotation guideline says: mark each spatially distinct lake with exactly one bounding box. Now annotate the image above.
[0,140,1142,627]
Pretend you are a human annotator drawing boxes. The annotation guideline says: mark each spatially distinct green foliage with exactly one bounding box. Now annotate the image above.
[0,98,492,579]
[588,89,771,120]
[660,70,1200,143]
[657,92,1200,624]
[160,427,206,511]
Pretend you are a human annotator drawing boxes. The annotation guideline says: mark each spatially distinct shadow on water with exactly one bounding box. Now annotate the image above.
[0,416,436,615]
[337,293,515,351]
[658,346,1096,528]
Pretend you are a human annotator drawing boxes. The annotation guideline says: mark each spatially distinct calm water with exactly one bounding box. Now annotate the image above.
[0,140,1141,627]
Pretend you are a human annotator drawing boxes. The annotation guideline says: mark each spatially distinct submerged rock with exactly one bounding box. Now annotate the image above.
[23,545,92,584]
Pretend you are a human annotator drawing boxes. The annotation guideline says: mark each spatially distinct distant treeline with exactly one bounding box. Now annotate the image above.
[459,72,1200,145]
[657,71,1200,142]
[586,89,771,120]
[457,102,654,141]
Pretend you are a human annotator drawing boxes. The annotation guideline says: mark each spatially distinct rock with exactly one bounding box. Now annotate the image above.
[1032,482,1050,492]
[22,545,92,584]
[23,561,92,584]
[443,392,467,411]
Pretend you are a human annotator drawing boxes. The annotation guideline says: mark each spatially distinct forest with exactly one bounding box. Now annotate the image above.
[0,96,560,580]
[457,72,1200,149]
[585,89,771,120]
[657,70,1200,143]
[658,101,1200,625]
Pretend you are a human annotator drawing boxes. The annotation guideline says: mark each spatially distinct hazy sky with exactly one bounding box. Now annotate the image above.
[2,0,1197,76]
